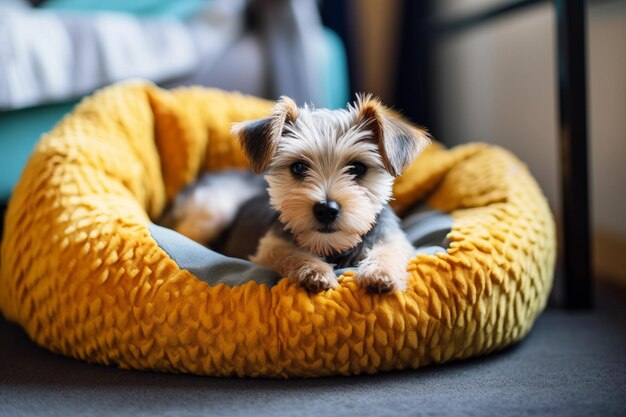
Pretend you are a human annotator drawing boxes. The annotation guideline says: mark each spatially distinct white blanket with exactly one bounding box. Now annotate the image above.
[0,0,246,109]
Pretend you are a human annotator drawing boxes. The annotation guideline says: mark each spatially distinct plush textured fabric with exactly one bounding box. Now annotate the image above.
[0,81,556,377]
[3,292,625,417]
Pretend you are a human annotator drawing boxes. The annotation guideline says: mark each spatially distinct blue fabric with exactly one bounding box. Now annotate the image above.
[42,0,209,18]
[319,29,350,109]
[0,101,77,201]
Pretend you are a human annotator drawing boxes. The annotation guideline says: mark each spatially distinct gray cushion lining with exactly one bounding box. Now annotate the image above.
[149,206,453,287]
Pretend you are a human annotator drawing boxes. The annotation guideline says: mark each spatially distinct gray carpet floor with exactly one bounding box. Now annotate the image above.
[1,286,624,417]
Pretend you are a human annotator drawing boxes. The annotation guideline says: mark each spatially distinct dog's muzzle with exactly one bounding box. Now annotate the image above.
[313,200,340,226]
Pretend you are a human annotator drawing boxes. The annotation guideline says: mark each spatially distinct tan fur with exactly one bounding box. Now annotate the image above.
[354,94,430,177]
[251,231,338,292]
[231,96,299,174]
[266,135,389,257]
[354,229,415,292]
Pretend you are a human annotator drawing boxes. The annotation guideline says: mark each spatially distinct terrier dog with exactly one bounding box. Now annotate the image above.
[167,95,430,293]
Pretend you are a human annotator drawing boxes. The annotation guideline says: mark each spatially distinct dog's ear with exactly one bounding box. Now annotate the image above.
[354,94,430,177]
[232,96,299,174]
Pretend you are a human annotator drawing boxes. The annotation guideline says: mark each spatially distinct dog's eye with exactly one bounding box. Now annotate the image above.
[348,162,367,178]
[290,161,309,177]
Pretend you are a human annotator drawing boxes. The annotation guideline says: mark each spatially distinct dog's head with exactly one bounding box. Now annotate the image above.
[232,94,430,256]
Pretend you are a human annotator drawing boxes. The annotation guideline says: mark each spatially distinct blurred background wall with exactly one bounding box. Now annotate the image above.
[341,0,626,288]
[0,0,350,202]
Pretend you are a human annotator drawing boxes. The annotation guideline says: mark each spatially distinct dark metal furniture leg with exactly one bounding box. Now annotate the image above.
[555,0,593,308]
[395,1,435,131]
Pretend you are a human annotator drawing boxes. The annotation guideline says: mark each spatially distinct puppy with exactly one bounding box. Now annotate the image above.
[167,95,430,293]
[227,96,429,293]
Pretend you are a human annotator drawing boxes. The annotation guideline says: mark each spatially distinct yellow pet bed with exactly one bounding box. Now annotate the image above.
[0,81,555,377]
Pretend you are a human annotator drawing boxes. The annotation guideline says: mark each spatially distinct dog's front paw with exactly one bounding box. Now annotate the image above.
[355,262,407,294]
[292,262,338,293]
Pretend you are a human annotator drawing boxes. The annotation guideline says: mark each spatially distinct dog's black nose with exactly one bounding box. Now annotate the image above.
[313,200,340,225]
